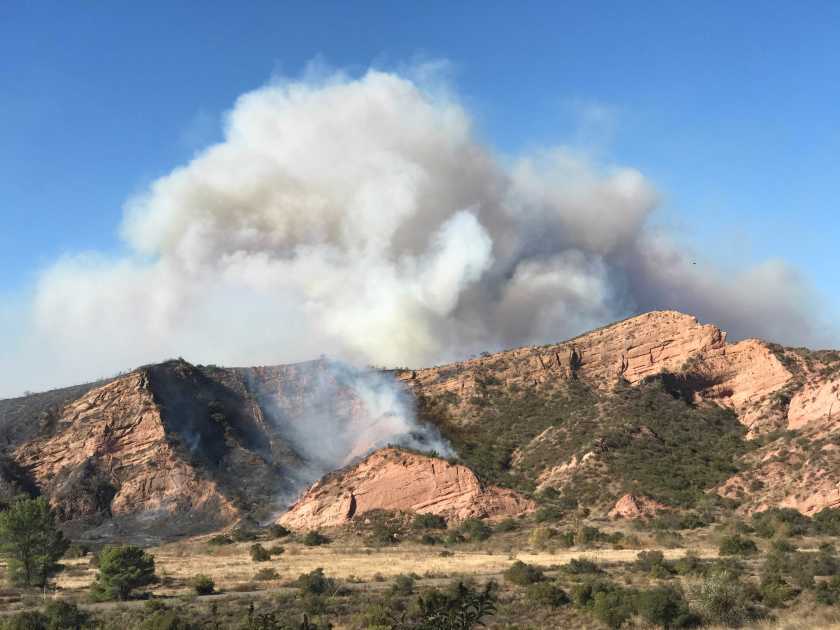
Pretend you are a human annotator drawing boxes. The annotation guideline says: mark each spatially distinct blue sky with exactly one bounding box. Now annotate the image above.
[1,2,839,392]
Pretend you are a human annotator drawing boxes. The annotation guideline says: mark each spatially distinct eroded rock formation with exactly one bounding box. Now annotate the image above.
[608,494,668,520]
[279,448,535,530]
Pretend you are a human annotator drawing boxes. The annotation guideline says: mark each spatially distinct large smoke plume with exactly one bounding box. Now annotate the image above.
[1,66,835,397]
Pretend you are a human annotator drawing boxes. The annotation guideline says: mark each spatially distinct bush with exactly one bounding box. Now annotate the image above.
[206,534,233,546]
[302,531,329,547]
[813,507,840,535]
[504,560,544,586]
[635,586,697,628]
[458,518,492,542]
[139,609,199,630]
[564,558,601,574]
[419,534,440,545]
[390,574,415,596]
[815,575,840,605]
[412,513,447,530]
[2,611,47,630]
[295,568,335,595]
[528,526,556,549]
[266,524,290,539]
[718,534,758,556]
[411,580,497,629]
[254,567,280,581]
[191,574,214,595]
[694,570,754,626]
[43,599,89,629]
[592,590,634,629]
[759,571,794,608]
[535,506,564,522]
[268,545,285,556]
[494,518,518,533]
[635,550,674,577]
[249,543,271,562]
[526,581,570,608]
[63,543,90,559]
[673,552,704,576]
[90,545,156,601]
[230,528,258,542]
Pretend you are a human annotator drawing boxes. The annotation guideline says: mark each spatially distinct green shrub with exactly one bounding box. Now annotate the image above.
[815,575,840,605]
[302,531,329,547]
[535,506,563,522]
[390,574,415,596]
[526,581,570,608]
[592,590,634,629]
[458,518,492,542]
[635,586,697,628]
[419,534,441,545]
[410,580,498,629]
[43,599,89,629]
[63,543,90,559]
[230,528,258,542]
[673,552,704,576]
[635,550,674,577]
[718,534,758,556]
[759,571,794,608]
[254,567,280,581]
[412,513,447,530]
[295,568,335,595]
[206,534,233,546]
[90,545,156,601]
[494,518,518,533]
[504,560,544,586]
[563,558,601,574]
[191,574,214,595]
[268,544,285,556]
[813,507,840,535]
[694,570,754,627]
[249,543,271,562]
[528,526,556,549]
[139,609,199,630]
[2,611,47,630]
[266,524,290,539]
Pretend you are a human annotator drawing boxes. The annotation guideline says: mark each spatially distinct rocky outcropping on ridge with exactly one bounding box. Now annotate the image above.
[278,448,535,530]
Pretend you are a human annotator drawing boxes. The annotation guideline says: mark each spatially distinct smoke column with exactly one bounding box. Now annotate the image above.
[1,65,835,397]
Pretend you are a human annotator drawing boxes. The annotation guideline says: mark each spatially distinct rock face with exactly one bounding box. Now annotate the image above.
[608,494,668,520]
[279,448,535,530]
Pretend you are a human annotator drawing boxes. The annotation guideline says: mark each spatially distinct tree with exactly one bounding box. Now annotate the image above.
[91,545,156,600]
[0,496,69,586]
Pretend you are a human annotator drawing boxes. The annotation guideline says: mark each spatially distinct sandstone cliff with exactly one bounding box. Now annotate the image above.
[279,448,535,530]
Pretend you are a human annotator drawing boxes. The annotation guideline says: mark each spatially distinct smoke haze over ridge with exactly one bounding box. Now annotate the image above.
[1,65,835,398]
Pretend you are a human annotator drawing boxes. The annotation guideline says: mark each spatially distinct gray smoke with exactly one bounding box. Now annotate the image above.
[1,65,836,398]
[245,359,453,507]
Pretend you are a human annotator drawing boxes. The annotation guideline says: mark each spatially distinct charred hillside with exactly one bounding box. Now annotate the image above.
[1,310,840,540]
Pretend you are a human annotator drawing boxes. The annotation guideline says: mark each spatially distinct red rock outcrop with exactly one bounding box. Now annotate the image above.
[279,448,535,530]
[608,494,668,520]
[14,371,239,531]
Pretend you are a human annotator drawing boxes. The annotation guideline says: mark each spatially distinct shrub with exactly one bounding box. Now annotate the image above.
[390,574,415,596]
[302,531,329,547]
[266,524,290,538]
[694,570,753,627]
[458,518,492,542]
[411,580,497,629]
[526,581,570,608]
[535,506,563,522]
[504,560,544,586]
[673,552,704,576]
[412,513,447,530]
[813,507,840,535]
[139,609,199,630]
[254,567,280,581]
[635,550,674,577]
[230,528,258,542]
[43,600,89,629]
[592,590,634,629]
[268,545,285,556]
[295,568,335,595]
[815,575,840,605]
[420,534,441,545]
[63,543,90,559]
[249,543,271,562]
[528,526,556,549]
[206,534,233,546]
[2,611,48,630]
[635,586,697,628]
[759,571,794,608]
[191,574,214,595]
[564,558,601,574]
[90,545,156,601]
[718,534,758,556]
[494,518,518,533]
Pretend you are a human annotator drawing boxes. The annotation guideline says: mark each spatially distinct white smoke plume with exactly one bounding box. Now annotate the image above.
[1,65,836,398]
[246,359,453,504]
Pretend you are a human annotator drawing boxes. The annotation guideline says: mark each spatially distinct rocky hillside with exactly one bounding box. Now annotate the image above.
[2,310,839,538]
[279,448,535,530]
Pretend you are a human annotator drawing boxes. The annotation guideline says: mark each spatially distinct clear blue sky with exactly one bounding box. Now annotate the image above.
[2,1,839,311]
